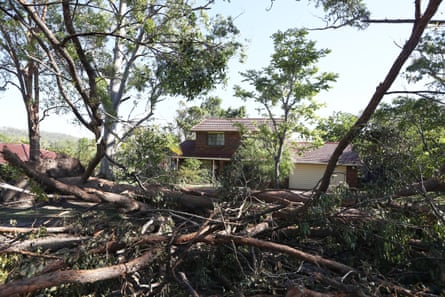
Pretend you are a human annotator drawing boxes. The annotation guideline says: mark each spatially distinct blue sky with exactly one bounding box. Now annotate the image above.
[155,0,436,128]
[0,0,440,137]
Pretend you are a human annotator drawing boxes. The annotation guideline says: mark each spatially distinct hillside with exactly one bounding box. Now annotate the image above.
[0,127,81,144]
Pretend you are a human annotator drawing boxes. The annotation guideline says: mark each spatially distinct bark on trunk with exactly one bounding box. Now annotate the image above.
[98,125,117,180]
[98,0,127,180]
[81,139,105,183]
[3,148,151,212]
[1,234,89,253]
[317,0,443,195]
[0,249,160,297]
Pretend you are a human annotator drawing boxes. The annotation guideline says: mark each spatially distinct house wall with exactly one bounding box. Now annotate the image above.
[194,131,241,157]
[289,163,348,190]
[346,166,358,188]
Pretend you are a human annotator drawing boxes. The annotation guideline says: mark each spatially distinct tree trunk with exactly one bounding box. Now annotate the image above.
[1,234,89,253]
[98,0,127,180]
[25,63,41,163]
[3,148,151,212]
[98,124,118,180]
[397,175,445,196]
[81,139,105,183]
[273,135,286,189]
[0,249,160,297]
[317,0,443,195]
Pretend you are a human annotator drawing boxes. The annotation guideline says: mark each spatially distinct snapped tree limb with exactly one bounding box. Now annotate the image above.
[317,0,443,195]
[0,249,160,297]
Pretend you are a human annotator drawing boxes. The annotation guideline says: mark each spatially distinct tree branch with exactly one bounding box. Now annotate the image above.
[316,0,443,195]
[363,18,445,24]
[0,249,160,297]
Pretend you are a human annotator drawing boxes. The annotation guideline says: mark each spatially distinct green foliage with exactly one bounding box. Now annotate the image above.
[235,28,336,187]
[316,111,357,142]
[0,164,25,184]
[177,158,211,185]
[355,98,445,196]
[309,0,370,29]
[220,129,293,195]
[297,189,445,289]
[45,137,96,168]
[406,27,445,87]
[2,0,243,179]
[0,254,21,284]
[155,13,241,100]
[115,127,178,184]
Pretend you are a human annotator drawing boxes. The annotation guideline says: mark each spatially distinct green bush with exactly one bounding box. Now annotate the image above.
[115,127,178,184]
[177,158,211,185]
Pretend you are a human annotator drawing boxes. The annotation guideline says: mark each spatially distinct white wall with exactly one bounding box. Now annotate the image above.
[289,163,347,190]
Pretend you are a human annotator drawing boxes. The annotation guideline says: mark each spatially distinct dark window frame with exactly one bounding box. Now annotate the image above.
[208,132,224,146]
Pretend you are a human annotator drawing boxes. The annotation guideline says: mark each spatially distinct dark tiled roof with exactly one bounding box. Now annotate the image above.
[0,143,57,164]
[191,118,281,132]
[292,142,361,166]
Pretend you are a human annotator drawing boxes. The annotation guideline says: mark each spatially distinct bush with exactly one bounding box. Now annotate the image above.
[115,127,178,184]
[177,158,211,185]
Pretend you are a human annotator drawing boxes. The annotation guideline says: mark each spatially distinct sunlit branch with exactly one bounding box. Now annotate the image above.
[385,90,445,105]
[363,18,445,24]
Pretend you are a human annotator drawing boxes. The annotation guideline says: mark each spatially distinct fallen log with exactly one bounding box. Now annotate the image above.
[0,226,70,233]
[0,182,72,200]
[253,189,310,204]
[0,249,160,297]
[3,148,151,213]
[139,232,356,275]
[3,148,101,203]
[0,234,89,253]
[212,234,356,275]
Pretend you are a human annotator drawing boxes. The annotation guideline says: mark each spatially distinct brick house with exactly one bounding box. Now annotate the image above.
[173,118,361,189]
[173,118,277,177]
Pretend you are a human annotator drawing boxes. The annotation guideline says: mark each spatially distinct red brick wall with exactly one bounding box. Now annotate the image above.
[194,131,241,157]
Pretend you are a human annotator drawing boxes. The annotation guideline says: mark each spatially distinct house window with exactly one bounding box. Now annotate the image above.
[208,132,224,146]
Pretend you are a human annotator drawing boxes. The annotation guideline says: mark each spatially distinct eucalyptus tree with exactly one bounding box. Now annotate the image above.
[317,0,443,194]
[0,1,50,162]
[235,28,337,188]
[12,0,241,181]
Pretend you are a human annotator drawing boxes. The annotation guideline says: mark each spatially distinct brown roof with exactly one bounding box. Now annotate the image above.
[292,142,361,166]
[0,143,58,164]
[191,118,281,132]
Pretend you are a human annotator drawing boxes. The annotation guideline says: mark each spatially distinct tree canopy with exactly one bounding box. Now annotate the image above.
[1,0,242,180]
[235,28,336,188]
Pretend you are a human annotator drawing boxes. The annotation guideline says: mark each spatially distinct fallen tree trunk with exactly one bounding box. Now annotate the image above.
[3,148,150,212]
[253,189,310,204]
[0,234,89,253]
[0,249,160,297]
[0,226,70,233]
[4,148,101,203]
[139,232,356,275]
[213,234,355,275]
